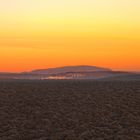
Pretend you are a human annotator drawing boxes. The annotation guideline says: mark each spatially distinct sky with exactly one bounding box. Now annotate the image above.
[0,0,140,72]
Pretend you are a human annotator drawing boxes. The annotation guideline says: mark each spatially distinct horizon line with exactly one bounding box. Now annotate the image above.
[0,65,139,73]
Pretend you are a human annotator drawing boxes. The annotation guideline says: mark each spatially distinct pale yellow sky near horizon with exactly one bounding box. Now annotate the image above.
[0,0,140,72]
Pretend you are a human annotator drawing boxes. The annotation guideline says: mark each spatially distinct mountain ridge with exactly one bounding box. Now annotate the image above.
[30,65,112,75]
[0,65,139,80]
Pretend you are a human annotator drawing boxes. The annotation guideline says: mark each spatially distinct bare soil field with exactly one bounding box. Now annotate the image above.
[0,80,140,140]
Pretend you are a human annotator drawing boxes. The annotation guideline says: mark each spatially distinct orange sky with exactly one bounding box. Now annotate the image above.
[0,0,140,72]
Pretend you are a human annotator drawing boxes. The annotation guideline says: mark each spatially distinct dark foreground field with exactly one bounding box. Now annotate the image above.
[0,80,140,140]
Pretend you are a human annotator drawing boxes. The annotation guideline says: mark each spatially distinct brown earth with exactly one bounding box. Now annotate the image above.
[0,80,140,140]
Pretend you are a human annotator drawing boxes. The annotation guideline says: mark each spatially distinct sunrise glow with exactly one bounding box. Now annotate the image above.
[0,0,140,72]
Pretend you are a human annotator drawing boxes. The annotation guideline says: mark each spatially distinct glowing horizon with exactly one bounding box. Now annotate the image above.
[0,0,140,72]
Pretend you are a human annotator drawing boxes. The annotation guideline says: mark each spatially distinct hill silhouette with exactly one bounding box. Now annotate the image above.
[30,65,112,74]
[0,65,139,80]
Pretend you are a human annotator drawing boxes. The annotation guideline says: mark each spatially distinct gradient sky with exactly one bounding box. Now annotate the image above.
[0,0,140,72]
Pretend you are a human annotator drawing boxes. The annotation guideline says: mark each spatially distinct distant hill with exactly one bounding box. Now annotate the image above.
[30,65,112,75]
[0,66,139,80]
